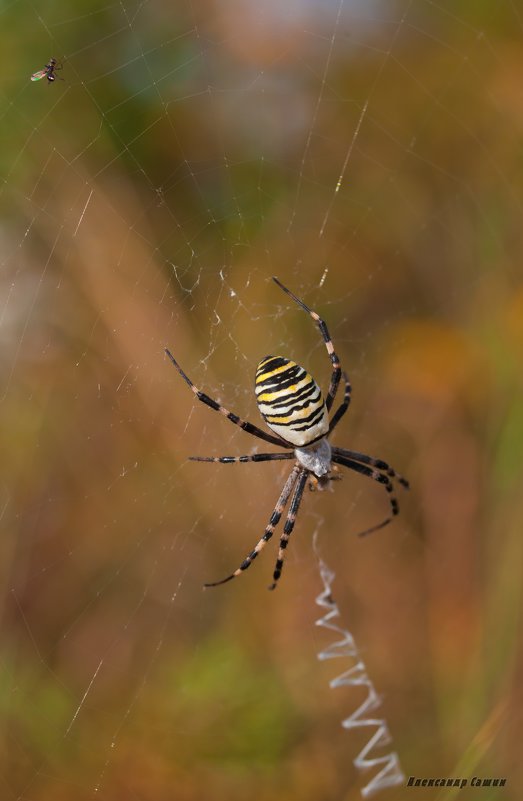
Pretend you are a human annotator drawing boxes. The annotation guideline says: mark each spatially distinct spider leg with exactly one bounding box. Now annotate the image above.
[272,277,341,412]
[332,447,409,489]
[189,452,295,464]
[328,371,351,433]
[331,454,401,536]
[268,469,308,590]
[165,348,290,449]
[204,465,301,587]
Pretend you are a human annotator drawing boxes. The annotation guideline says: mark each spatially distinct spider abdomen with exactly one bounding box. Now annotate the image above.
[255,356,329,447]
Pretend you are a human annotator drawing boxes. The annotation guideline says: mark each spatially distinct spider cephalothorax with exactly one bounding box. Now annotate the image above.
[165,277,408,590]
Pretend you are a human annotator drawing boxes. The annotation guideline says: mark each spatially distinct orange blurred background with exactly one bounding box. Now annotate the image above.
[1,2,522,799]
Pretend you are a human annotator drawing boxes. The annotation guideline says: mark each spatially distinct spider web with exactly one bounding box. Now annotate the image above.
[2,1,523,799]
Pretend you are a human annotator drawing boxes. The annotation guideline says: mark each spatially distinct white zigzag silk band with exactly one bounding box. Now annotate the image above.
[315,557,405,798]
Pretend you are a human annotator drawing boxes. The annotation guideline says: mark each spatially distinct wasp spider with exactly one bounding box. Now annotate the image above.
[165,278,408,590]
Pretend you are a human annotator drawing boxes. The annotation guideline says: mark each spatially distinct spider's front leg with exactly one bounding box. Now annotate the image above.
[204,465,301,587]
[268,469,308,590]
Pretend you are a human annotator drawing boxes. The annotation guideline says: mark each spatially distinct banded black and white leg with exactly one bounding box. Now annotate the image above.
[328,371,352,433]
[189,453,295,465]
[272,277,341,412]
[268,469,308,590]
[332,450,407,536]
[165,348,289,449]
[333,447,409,489]
[204,465,302,587]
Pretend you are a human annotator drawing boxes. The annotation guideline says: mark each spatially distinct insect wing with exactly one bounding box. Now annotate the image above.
[31,69,48,81]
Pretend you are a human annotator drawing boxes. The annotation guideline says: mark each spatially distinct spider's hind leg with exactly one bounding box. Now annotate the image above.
[165,348,288,449]
[272,277,342,412]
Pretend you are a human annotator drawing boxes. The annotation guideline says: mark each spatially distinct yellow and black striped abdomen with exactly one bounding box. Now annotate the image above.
[255,356,329,447]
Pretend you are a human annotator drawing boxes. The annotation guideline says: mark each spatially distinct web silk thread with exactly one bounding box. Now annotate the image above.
[315,558,405,798]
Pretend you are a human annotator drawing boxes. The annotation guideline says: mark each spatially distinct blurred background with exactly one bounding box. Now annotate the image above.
[1,1,522,799]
